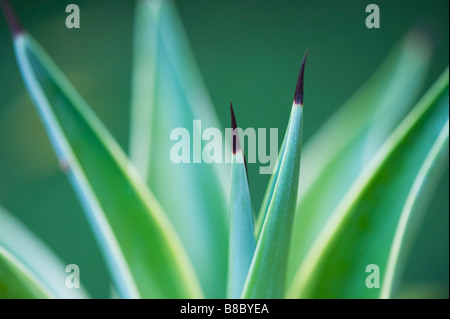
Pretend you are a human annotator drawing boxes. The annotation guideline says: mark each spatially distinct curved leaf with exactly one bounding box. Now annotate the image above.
[287,33,432,281]
[11,29,202,298]
[129,0,228,298]
[0,205,88,298]
[0,246,51,299]
[287,68,449,298]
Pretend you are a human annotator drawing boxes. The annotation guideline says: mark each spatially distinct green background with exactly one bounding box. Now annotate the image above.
[0,0,448,298]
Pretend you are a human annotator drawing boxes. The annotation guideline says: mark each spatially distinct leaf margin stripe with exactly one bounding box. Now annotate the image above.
[380,119,449,298]
[0,245,52,299]
[13,32,203,299]
[286,68,449,298]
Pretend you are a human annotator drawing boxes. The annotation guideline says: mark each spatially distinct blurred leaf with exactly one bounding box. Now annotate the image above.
[287,69,449,298]
[395,282,449,299]
[129,0,228,298]
[12,31,203,298]
[227,105,256,299]
[0,246,50,298]
[287,33,432,281]
[0,205,88,298]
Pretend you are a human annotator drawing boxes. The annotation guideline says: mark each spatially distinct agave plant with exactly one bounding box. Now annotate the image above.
[0,0,448,299]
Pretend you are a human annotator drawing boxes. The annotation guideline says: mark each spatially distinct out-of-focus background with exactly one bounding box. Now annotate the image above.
[0,0,448,298]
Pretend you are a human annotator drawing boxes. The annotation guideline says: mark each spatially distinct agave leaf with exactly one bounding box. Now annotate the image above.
[242,55,306,298]
[227,104,256,299]
[286,33,432,281]
[0,246,51,299]
[129,0,228,298]
[0,206,88,298]
[381,120,449,299]
[255,120,288,239]
[287,69,449,298]
[9,20,202,298]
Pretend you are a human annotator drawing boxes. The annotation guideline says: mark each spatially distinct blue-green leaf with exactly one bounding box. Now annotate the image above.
[287,33,432,282]
[0,246,50,299]
[287,68,449,298]
[11,27,202,298]
[227,104,256,299]
[0,205,88,298]
[242,55,306,298]
[129,0,228,298]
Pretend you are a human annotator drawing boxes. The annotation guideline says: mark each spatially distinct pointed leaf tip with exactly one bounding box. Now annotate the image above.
[230,102,237,131]
[294,51,308,105]
[230,102,240,154]
[0,0,23,36]
[230,102,249,183]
